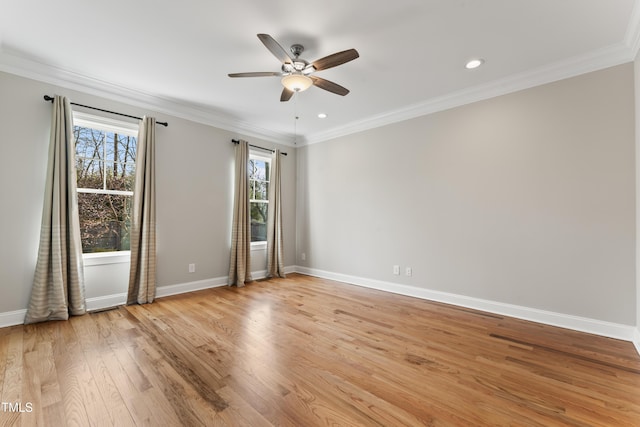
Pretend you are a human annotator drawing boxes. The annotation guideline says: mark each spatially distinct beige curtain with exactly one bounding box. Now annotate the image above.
[127,116,157,304]
[25,95,86,324]
[266,149,285,278]
[229,139,252,286]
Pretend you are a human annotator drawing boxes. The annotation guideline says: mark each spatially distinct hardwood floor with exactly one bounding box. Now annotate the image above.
[1,274,639,426]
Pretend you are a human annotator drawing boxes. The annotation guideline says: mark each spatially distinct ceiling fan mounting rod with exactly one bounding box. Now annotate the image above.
[290,44,304,58]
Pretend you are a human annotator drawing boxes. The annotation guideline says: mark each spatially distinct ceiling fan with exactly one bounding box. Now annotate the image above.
[228,33,359,102]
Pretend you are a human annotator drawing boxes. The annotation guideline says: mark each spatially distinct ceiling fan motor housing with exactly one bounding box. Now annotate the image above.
[290,44,304,57]
[282,60,310,74]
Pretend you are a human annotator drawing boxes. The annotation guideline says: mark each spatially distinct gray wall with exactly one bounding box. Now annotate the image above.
[0,71,297,314]
[296,64,636,325]
[1,62,637,329]
[635,54,640,334]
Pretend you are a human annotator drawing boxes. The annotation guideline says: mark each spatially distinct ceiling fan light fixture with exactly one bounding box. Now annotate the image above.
[282,74,313,92]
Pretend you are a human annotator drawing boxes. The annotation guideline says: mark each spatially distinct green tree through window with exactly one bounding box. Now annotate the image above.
[73,114,138,253]
[249,154,270,242]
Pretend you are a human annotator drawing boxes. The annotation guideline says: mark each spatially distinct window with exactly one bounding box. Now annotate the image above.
[73,112,138,253]
[249,153,270,243]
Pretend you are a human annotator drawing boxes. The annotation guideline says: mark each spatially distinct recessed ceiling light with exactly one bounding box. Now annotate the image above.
[318,113,328,119]
[465,58,485,69]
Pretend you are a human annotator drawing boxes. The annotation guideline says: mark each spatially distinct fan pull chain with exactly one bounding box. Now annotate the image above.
[293,91,299,144]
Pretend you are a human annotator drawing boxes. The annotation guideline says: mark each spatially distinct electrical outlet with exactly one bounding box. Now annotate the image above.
[188,263,196,273]
[393,265,400,275]
[301,253,306,261]
[406,267,412,277]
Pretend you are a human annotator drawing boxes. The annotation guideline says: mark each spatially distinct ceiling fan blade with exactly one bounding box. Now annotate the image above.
[310,76,350,96]
[280,88,294,102]
[311,49,359,71]
[257,33,293,64]
[228,72,282,78]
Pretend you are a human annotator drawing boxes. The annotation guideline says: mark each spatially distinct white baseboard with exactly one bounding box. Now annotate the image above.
[155,276,229,298]
[0,309,26,328]
[154,265,297,298]
[86,293,127,312]
[294,266,639,345]
[4,265,636,356]
[0,300,131,327]
[86,277,229,313]
[0,265,299,329]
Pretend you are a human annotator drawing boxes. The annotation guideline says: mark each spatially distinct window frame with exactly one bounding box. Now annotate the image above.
[248,151,271,248]
[73,112,139,258]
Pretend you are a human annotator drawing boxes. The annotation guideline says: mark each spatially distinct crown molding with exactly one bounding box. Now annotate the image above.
[1,36,636,148]
[0,47,298,146]
[302,42,635,146]
[625,0,640,59]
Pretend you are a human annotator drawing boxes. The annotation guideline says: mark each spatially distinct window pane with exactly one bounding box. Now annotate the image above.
[123,163,136,191]
[74,127,104,161]
[118,134,137,163]
[105,132,116,162]
[78,193,132,252]
[100,131,138,162]
[252,159,267,180]
[253,181,268,201]
[251,201,268,242]
[76,160,104,190]
[249,159,256,179]
[249,180,256,199]
[106,162,136,191]
[75,126,105,189]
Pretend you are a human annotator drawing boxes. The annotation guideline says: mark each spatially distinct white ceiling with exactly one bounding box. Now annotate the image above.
[1,0,639,145]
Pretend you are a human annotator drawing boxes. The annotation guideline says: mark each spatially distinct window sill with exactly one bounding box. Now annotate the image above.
[83,251,131,266]
[251,242,267,251]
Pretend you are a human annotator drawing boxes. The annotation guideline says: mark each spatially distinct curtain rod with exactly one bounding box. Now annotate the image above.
[232,139,287,156]
[43,95,168,127]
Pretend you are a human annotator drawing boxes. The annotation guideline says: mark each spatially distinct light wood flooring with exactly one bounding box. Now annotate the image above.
[1,273,639,426]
